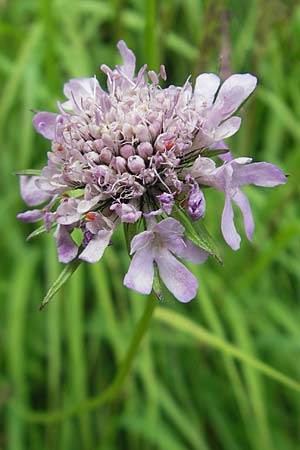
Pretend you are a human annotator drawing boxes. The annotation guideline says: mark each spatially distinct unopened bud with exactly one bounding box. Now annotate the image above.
[137,142,153,159]
[83,141,93,153]
[86,151,101,163]
[135,124,150,142]
[102,133,114,149]
[88,124,101,139]
[123,124,134,140]
[128,155,145,174]
[100,148,113,164]
[94,139,104,152]
[113,156,127,173]
[149,120,162,140]
[120,144,135,159]
[95,165,112,185]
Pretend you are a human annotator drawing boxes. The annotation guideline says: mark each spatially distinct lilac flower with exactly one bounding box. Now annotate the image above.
[17,40,287,302]
[192,157,286,250]
[193,73,257,148]
[79,213,114,263]
[124,218,208,302]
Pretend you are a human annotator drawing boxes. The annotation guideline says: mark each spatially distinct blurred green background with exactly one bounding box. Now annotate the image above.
[1,0,300,449]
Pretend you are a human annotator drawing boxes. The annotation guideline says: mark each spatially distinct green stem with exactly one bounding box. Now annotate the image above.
[16,293,157,424]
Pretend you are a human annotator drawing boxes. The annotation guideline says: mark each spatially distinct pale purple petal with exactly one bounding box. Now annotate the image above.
[63,77,101,109]
[117,40,136,79]
[157,193,174,215]
[232,161,287,187]
[155,249,198,303]
[143,209,163,218]
[221,194,241,250]
[79,230,112,263]
[155,218,184,238]
[168,237,209,264]
[56,214,81,226]
[17,210,44,223]
[213,73,257,120]
[232,190,254,241]
[130,230,153,255]
[110,202,142,223]
[123,248,154,295]
[208,140,229,151]
[54,225,78,263]
[214,116,242,140]
[194,73,220,110]
[77,195,102,214]
[33,112,57,139]
[20,176,51,206]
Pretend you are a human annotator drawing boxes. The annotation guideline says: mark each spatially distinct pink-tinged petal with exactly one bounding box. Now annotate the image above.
[194,73,220,110]
[117,40,136,79]
[17,210,43,223]
[168,237,209,264]
[155,249,198,303]
[214,116,241,140]
[54,225,78,263]
[155,218,184,238]
[232,190,255,241]
[213,73,257,120]
[20,176,51,206]
[33,112,57,139]
[221,194,241,251]
[79,230,112,263]
[232,161,287,187]
[123,248,154,295]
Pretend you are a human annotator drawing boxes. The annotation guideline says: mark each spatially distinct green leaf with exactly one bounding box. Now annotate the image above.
[155,308,300,393]
[172,204,223,264]
[39,259,82,310]
[14,169,42,176]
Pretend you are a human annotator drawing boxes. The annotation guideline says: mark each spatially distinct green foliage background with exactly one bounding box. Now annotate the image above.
[1,0,300,449]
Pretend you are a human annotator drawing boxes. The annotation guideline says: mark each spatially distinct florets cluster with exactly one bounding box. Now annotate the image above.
[18,41,286,302]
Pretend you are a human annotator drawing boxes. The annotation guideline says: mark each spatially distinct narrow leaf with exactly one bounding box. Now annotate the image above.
[26,223,55,241]
[14,169,42,176]
[172,205,223,264]
[155,308,300,393]
[40,259,81,310]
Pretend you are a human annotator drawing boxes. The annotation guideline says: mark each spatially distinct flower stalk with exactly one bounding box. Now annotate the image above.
[17,291,157,423]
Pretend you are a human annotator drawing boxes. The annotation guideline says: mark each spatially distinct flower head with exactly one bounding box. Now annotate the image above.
[18,41,286,302]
